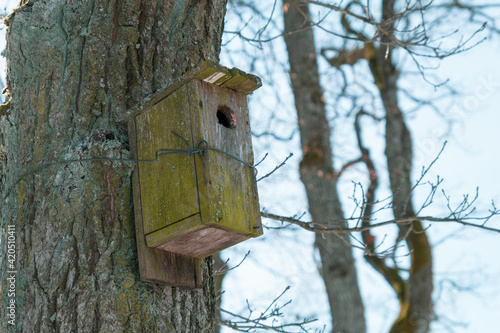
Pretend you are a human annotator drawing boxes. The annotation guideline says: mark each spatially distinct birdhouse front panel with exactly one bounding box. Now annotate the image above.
[135,83,200,237]
[132,67,262,260]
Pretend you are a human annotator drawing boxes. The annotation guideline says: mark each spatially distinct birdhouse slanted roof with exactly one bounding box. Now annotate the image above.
[127,60,262,121]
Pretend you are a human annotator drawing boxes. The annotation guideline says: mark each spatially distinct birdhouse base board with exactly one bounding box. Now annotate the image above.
[145,213,204,249]
[156,226,249,259]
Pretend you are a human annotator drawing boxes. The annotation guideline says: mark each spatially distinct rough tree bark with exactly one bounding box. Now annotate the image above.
[282,1,366,332]
[0,0,228,332]
[213,254,226,332]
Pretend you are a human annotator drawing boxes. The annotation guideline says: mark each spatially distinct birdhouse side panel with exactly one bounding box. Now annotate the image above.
[135,84,200,237]
[189,80,262,237]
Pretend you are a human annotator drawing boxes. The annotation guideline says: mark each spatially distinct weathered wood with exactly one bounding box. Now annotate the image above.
[129,117,201,288]
[158,227,248,259]
[191,80,262,240]
[126,60,262,122]
[221,67,262,94]
[135,84,200,235]
[130,63,262,275]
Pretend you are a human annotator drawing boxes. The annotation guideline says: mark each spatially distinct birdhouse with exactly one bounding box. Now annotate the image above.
[127,61,263,287]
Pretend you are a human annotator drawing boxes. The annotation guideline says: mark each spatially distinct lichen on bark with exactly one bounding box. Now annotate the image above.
[0,0,228,332]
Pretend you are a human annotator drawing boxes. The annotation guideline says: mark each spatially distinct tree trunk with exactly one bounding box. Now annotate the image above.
[213,253,226,333]
[0,0,227,332]
[282,1,366,332]
[367,1,434,331]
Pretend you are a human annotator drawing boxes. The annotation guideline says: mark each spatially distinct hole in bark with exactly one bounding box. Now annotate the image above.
[216,106,236,128]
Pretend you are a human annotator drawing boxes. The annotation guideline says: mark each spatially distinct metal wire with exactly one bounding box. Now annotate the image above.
[3,132,257,200]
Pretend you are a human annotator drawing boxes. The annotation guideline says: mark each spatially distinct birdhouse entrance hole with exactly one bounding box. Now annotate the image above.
[217,106,236,128]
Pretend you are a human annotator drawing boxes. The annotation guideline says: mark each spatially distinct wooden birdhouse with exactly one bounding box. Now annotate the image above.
[127,61,263,287]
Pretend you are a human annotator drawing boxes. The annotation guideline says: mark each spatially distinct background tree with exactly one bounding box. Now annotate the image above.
[0,0,228,331]
[217,0,500,332]
[282,1,365,332]
[280,1,432,331]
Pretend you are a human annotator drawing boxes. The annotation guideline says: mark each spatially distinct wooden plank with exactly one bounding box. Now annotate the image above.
[126,61,262,122]
[135,84,200,235]
[129,117,202,288]
[189,80,263,239]
[221,67,262,94]
[157,226,248,258]
[195,61,232,85]
[145,213,203,248]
